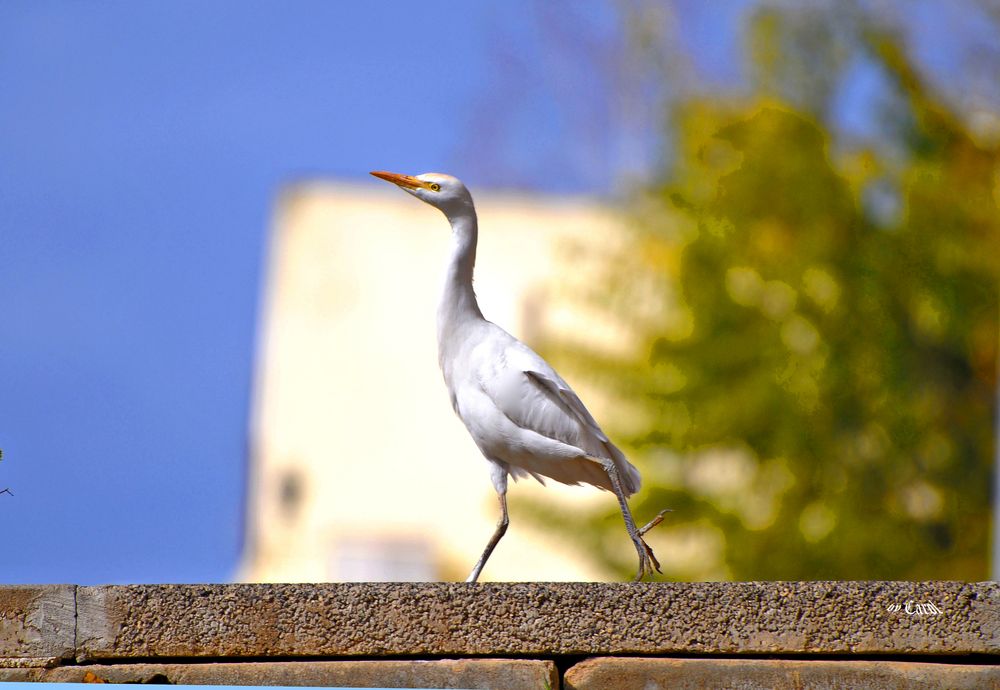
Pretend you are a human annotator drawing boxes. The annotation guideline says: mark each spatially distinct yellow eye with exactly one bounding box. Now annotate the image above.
[429,183,441,192]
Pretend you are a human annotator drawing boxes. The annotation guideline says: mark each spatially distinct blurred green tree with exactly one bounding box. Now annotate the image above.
[524,6,999,580]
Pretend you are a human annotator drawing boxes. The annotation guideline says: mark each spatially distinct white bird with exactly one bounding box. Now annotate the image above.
[370,170,662,582]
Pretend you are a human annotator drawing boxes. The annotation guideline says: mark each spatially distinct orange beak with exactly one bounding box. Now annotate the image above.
[370,170,432,190]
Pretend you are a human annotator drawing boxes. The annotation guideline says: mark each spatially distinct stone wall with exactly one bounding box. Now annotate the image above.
[1,582,996,689]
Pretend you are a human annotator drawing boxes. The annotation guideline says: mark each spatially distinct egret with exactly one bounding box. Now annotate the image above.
[370,170,663,582]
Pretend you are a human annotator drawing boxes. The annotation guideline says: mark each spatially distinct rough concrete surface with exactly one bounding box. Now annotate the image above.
[563,657,1000,690]
[0,585,75,667]
[74,581,996,660]
[0,659,559,689]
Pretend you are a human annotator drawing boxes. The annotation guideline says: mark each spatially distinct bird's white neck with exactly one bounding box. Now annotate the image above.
[437,209,484,352]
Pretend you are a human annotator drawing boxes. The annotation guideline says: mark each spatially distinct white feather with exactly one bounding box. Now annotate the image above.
[422,174,641,498]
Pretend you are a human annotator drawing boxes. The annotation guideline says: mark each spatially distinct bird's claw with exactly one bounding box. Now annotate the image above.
[645,539,661,574]
[632,537,662,581]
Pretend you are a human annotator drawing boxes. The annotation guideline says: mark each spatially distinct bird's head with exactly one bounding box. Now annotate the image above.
[370,171,474,218]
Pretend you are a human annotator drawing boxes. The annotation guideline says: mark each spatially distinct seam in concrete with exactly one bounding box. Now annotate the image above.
[55,652,1000,666]
[71,586,77,661]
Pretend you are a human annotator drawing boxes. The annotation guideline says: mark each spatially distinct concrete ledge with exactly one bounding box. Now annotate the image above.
[0,586,75,667]
[0,660,558,689]
[71,581,995,660]
[563,658,1000,690]
[1,582,996,667]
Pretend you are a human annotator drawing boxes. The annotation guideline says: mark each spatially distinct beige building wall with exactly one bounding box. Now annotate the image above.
[239,181,636,583]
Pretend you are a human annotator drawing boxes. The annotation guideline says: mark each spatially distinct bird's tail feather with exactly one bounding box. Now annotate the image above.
[508,445,641,496]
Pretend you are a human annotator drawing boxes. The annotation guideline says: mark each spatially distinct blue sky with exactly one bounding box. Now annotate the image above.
[0,1,991,584]
[2,1,655,584]
[1,2,512,584]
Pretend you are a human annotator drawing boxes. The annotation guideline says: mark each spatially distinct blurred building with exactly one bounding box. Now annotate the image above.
[238,180,634,582]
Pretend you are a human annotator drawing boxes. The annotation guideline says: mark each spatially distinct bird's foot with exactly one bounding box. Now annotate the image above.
[632,536,661,581]
[632,508,671,581]
[643,537,661,574]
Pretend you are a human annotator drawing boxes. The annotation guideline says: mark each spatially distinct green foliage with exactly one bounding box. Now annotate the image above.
[524,9,999,580]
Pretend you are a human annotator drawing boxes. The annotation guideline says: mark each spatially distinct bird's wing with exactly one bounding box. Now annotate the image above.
[523,369,609,443]
[522,367,641,494]
[475,330,641,494]
[481,337,590,448]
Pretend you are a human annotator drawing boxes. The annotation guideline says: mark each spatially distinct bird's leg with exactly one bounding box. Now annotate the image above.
[465,491,509,583]
[604,461,661,581]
